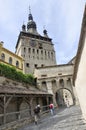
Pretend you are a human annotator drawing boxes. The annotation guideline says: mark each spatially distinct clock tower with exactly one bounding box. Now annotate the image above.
[15,9,56,74]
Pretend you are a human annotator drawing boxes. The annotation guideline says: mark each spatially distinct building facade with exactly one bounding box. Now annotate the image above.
[15,9,76,106]
[0,41,24,72]
[34,64,76,106]
[15,10,56,74]
[73,5,86,120]
[0,8,80,127]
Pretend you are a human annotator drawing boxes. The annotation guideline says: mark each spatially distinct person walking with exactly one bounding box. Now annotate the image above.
[66,99,70,108]
[49,103,54,115]
[34,104,41,125]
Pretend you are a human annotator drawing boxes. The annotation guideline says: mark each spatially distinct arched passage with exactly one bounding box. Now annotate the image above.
[55,88,74,107]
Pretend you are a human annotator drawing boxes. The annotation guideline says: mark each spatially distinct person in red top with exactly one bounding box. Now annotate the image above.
[49,103,54,115]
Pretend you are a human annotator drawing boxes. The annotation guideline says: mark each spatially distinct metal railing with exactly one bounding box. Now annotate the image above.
[0,105,51,126]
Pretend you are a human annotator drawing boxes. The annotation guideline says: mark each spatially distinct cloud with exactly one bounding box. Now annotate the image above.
[0,0,85,64]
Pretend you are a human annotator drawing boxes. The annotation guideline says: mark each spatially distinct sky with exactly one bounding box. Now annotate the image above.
[0,0,85,64]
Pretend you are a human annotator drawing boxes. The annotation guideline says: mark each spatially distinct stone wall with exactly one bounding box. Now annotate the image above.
[0,76,51,126]
[34,64,79,106]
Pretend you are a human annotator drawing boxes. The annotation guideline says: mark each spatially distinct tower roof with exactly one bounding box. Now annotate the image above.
[27,7,38,34]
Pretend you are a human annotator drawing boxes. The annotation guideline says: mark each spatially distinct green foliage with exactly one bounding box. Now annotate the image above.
[0,63,36,85]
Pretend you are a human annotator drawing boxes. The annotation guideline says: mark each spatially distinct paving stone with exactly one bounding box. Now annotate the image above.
[18,106,86,130]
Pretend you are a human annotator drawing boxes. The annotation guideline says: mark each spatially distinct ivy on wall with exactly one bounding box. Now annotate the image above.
[0,63,36,85]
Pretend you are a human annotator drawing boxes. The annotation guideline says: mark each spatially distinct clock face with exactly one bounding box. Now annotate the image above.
[30,40,36,47]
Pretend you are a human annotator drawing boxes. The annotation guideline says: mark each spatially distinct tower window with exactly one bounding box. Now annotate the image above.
[48,52,50,58]
[26,63,29,67]
[41,64,44,67]
[33,49,35,53]
[51,52,53,59]
[24,47,26,53]
[45,50,46,55]
[45,50,47,59]
[37,49,39,54]
[34,64,37,68]
[28,48,31,53]
[41,50,43,55]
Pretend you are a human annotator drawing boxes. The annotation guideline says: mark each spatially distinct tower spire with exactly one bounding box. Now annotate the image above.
[28,6,33,21]
[29,6,31,14]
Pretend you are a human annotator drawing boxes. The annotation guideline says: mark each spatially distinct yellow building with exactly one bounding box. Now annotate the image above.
[0,41,24,72]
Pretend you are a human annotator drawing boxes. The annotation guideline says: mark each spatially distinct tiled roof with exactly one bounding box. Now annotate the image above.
[0,84,51,96]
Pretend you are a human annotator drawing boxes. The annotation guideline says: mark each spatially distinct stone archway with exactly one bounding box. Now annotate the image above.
[55,88,74,107]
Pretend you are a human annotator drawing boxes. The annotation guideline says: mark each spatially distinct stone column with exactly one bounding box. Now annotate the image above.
[46,80,53,94]
[71,78,79,105]
[63,78,67,88]
[53,94,57,107]
[3,95,6,124]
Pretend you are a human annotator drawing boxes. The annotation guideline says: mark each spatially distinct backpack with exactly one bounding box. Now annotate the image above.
[34,107,40,114]
[49,104,53,109]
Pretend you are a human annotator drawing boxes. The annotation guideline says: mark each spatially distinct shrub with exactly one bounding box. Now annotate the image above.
[0,63,36,85]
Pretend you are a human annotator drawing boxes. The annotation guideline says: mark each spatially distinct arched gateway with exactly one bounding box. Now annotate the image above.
[55,88,74,107]
[34,64,77,107]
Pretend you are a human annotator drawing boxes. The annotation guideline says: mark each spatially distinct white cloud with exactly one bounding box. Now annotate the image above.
[0,0,85,63]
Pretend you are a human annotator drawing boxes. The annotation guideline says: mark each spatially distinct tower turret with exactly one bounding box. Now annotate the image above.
[43,29,49,37]
[22,23,26,32]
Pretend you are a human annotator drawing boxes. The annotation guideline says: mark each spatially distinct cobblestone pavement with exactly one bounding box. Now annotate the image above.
[18,106,86,130]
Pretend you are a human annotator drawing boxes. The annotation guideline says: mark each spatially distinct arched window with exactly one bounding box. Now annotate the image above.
[16,61,19,67]
[28,48,31,53]
[51,52,53,59]
[42,81,47,91]
[67,78,71,86]
[45,50,46,55]
[48,52,50,58]
[52,80,57,88]
[9,57,12,64]
[1,53,5,61]
[59,79,64,87]
[45,50,47,59]
[37,49,39,54]
[33,48,35,53]
[41,50,43,55]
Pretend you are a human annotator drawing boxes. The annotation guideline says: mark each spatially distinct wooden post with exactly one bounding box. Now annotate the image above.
[3,95,13,124]
[30,98,34,116]
[3,95,6,124]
